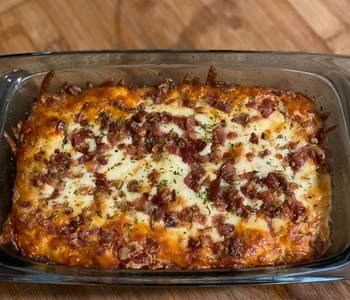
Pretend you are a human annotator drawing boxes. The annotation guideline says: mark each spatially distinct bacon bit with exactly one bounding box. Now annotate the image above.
[288,146,311,170]
[208,177,222,202]
[39,71,55,95]
[48,149,71,173]
[99,228,113,245]
[220,162,235,183]
[206,66,217,85]
[185,116,197,140]
[187,237,201,252]
[130,251,151,267]
[246,101,260,110]
[78,153,94,164]
[179,139,207,164]
[257,192,281,218]
[11,120,23,140]
[283,199,305,222]
[271,90,282,96]
[108,122,127,146]
[260,98,275,118]
[151,79,174,104]
[184,173,199,192]
[110,98,132,112]
[144,237,159,254]
[47,189,60,200]
[202,176,211,187]
[56,120,65,132]
[19,200,31,208]
[266,218,276,237]
[216,100,232,113]
[70,128,94,153]
[213,242,225,256]
[212,125,225,145]
[163,211,177,227]
[218,223,234,236]
[148,170,160,186]
[325,125,337,134]
[99,78,116,87]
[184,163,205,192]
[151,126,166,138]
[311,235,329,257]
[240,183,257,199]
[171,189,177,202]
[172,116,186,129]
[31,175,44,187]
[319,111,331,122]
[210,144,222,163]
[231,113,249,126]
[302,120,313,128]
[74,103,89,126]
[179,205,206,224]
[227,236,244,258]
[164,97,177,105]
[245,152,254,161]
[258,149,270,158]
[164,142,178,155]
[63,82,82,95]
[207,94,232,113]
[227,131,237,140]
[224,192,243,211]
[249,133,258,144]
[182,98,197,108]
[263,172,281,190]
[98,112,110,130]
[239,171,257,180]
[3,131,17,154]
[127,180,141,192]
[96,155,108,165]
[86,81,94,89]
[95,172,111,189]
[152,188,172,206]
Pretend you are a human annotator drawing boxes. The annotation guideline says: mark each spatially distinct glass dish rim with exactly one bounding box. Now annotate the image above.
[0,49,350,59]
[0,50,350,285]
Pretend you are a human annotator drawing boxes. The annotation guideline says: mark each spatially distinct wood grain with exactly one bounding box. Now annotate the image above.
[0,0,349,298]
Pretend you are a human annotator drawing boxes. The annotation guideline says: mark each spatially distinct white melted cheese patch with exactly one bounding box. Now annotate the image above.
[159,123,183,136]
[145,102,194,117]
[39,98,320,239]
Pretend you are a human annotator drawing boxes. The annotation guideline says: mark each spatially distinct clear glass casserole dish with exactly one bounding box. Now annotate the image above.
[0,50,350,285]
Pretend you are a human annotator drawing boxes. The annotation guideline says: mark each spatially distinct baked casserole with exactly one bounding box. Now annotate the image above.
[0,68,332,269]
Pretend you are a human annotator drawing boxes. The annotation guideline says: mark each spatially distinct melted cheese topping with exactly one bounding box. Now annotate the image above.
[4,78,331,269]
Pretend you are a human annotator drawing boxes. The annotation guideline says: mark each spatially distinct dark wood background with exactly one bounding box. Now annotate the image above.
[0,0,349,298]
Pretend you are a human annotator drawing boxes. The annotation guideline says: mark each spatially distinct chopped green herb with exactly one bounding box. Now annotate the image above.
[158,179,168,188]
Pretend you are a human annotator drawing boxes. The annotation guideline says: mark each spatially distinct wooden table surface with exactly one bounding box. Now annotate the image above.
[0,0,350,299]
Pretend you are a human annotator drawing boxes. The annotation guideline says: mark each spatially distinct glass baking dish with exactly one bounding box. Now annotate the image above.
[0,50,350,285]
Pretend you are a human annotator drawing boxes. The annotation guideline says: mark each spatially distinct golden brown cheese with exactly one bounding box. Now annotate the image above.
[2,70,331,269]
